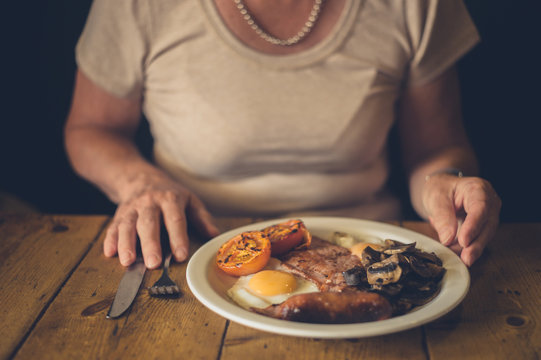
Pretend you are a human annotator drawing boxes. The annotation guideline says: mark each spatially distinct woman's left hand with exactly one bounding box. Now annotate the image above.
[422,174,502,266]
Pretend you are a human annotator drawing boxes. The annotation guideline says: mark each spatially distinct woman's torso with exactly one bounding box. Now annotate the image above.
[76,0,479,218]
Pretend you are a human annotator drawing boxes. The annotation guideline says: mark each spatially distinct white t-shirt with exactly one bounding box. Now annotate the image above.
[76,0,479,219]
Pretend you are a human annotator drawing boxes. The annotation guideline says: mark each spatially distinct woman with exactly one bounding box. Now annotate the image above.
[65,0,501,269]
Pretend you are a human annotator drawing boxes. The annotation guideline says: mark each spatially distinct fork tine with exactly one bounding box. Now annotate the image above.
[148,253,181,298]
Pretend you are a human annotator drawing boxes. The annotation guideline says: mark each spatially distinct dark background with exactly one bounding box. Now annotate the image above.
[2,0,540,221]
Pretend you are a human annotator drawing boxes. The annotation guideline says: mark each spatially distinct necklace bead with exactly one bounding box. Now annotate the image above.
[232,0,324,46]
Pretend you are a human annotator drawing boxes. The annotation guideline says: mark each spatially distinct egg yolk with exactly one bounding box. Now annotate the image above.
[248,270,297,296]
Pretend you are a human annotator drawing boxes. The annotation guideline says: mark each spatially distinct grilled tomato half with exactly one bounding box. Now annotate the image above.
[216,231,271,276]
[262,219,312,256]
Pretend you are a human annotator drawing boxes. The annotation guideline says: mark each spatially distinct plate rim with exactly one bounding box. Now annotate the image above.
[186,216,470,339]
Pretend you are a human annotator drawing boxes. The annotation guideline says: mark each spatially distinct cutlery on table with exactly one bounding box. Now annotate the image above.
[148,253,181,298]
[106,257,146,319]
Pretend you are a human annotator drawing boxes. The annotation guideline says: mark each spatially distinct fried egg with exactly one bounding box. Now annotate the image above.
[227,258,319,310]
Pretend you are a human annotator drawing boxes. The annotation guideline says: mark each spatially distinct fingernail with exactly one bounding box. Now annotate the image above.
[119,251,133,266]
[147,254,161,269]
[174,248,188,261]
[465,249,480,267]
[441,228,454,245]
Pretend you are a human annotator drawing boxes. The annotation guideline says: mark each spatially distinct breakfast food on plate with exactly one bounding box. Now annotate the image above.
[262,219,312,255]
[253,291,392,324]
[227,258,320,310]
[215,219,445,323]
[342,239,446,315]
[216,231,271,276]
[349,241,384,258]
[279,237,363,292]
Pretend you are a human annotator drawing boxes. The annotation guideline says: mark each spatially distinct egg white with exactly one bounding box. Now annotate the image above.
[227,258,319,310]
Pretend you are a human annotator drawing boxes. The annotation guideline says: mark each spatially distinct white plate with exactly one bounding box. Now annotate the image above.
[186,217,469,339]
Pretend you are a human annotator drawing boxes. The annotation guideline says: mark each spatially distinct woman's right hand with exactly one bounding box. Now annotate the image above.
[64,70,220,269]
[103,172,220,269]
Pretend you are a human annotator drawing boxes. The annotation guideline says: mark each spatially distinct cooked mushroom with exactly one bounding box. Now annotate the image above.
[382,240,416,255]
[367,254,402,285]
[376,283,404,296]
[399,281,439,306]
[342,265,367,286]
[342,236,445,317]
[395,253,411,276]
[402,276,430,289]
[361,246,382,268]
[411,249,443,266]
[407,255,445,279]
[392,299,414,315]
[384,239,403,247]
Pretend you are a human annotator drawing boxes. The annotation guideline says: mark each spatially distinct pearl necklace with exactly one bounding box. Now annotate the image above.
[232,0,324,46]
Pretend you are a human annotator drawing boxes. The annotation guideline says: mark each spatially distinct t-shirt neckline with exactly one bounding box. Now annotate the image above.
[200,0,361,69]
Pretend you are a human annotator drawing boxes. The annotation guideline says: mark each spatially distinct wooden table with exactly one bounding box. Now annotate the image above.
[1,214,539,360]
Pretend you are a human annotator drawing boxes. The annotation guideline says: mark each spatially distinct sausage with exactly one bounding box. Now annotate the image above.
[252,291,392,324]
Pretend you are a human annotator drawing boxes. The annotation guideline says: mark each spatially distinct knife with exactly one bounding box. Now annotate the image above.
[106,257,146,319]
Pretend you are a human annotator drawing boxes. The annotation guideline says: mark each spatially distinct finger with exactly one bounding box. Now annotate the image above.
[116,210,138,266]
[186,194,220,238]
[461,212,499,266]
[460,222,496,266]
[449,242,463,255]
[136,204,162,269]
[103,221,119,257]
[427,195,459,246]
[457,178,502,249]
[161,198,190,262]
[446,236,463,255]
[456,200,486,249]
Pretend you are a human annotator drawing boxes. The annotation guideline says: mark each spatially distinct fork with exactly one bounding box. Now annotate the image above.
[148,253,181,297]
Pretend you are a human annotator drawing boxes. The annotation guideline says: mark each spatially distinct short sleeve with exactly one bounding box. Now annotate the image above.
[75,0,149,98]
[405,0,480,86]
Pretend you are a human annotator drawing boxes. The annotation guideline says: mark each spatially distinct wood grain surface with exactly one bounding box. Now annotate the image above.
[13,217,256,360]
[2,215,540,360]
[404,222,541,360]
[0,214,108,360]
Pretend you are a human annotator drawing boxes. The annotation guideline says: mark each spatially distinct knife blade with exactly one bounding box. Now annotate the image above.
[107,257,146,319]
